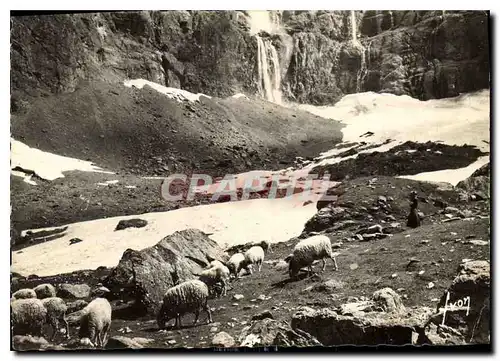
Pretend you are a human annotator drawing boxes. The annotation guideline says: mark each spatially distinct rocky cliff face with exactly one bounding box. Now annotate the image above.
[11,10,489,106]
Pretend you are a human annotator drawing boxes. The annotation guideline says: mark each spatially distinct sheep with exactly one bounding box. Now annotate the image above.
[240,246,265,275]
[41,297,69,341]
[198,263,231,297]
[157,279,212,330]
[286,235,338,279]
[227,253,246,278]
[34,283,57,299]
[12,288,37,300]
[67,298,111,348]
[11,298,47,337]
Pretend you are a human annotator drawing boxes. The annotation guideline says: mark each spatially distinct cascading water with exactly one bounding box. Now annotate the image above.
[247,10,283,104]
[388,10,394,29]
[351,10,367,92]
[350,10,358,42]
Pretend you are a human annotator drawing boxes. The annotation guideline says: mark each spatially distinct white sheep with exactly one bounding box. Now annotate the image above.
[67,298,111,348]
[11,298,47,337]
[157,279,212,330]
[227,253,246,278]
[12,288,37,299]
[240,246,265,275]
[286,235,338,279]
[34,283,57,299]
[41,297,69,341]
[198,263,231,297]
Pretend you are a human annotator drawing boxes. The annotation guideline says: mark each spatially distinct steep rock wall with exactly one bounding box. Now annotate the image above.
[11,10,489,106]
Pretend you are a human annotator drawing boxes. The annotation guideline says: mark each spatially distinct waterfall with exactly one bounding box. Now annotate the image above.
[388,10,394,29]
[247,11,284,104]
[350,10,357,42]
[356,41,371,93]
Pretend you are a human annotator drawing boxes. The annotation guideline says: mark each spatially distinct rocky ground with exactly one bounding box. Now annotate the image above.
[11,169,491,350]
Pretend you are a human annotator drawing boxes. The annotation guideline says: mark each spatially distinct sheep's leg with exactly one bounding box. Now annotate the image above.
[50,319,59,342]
[331,256,338,271]
[221,279,227,297]
[322,258,327,271]
[63,317,70,339]
[308,265,313,276]
[258,261,262,272]
[204,301,213,324]
[96,330,103,348]
[88,327,97,348]
[102,323,110,347]
[177,315,183,329]
[193,309,200,325]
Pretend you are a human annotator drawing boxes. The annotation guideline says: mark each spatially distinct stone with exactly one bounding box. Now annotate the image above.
[105,336,153,349]
[232,294,244,301]
[466,239,489,246]
[311,279,344,293]
[372,288,405,313]
[252,310,274,321]
[12,335,50,351]
[103,229,228,314]
[115,218,148,231]
[239,318,321,347]
[292,304,433,346]
[56,283,91,300]
[433,260,490,344]
[212,331,235,348]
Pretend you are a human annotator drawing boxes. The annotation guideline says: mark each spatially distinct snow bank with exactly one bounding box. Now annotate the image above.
[123,79,211,103]
[11,196,321,276]
[298,90,490,182]
[231,93,249,100]
[397,155,490,186]
[10,138,113,181]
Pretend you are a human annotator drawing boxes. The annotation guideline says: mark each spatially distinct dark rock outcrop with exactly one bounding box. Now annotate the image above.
[434,260,490,344]
[291,288,433,345]
[239,318,322,347]
[456,162,490,199]
[115,218,148,231]
[57,283,91,300]
[11,11,489,106]
[103,229,227,315]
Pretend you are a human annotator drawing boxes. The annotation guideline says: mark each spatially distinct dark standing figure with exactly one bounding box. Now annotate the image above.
[407,191,421,228]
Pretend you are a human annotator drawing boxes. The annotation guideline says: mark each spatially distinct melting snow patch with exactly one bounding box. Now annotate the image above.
[11,170,37,185]
[124,79,211,103]
[10,138,113,181]
[397,156,490,187]
[232,93,249,100]
[97,180,119,186]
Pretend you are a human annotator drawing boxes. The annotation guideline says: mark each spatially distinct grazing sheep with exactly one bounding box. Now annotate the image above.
[227,253,246,278]
[67,298,111,348]
[12,288,37,300]
[41,297,69,341]
[34,284,57,299]
[240,246,265,275]
[157,280,212,330]
[198,263,231,297]
[11,298,47,337]
[287,235,338,279]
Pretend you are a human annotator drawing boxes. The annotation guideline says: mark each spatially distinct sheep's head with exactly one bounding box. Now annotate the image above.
[260,241,273,253]
[288,257,300,279]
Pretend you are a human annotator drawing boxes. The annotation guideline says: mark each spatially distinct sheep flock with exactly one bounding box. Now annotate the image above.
[12,235,339,349]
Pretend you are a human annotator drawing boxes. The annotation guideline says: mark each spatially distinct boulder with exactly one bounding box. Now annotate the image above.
[212,331,235,348]
[292,305,433,345]
[105,336,153,349]
[115,218,148,231]
[303,206,348,233]
[372,287,405,313]
[12,335,50,351]
[103,229,227,314]
[57,283,91,299]
[239,318,321,347]
[251,310,274,321]
[433,260,490,344]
